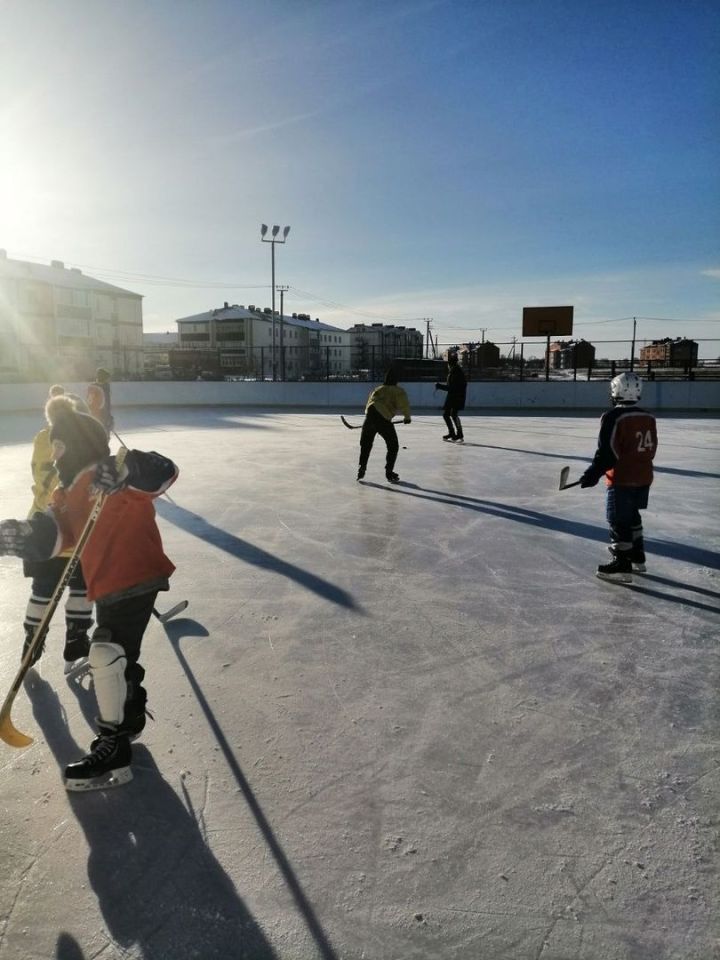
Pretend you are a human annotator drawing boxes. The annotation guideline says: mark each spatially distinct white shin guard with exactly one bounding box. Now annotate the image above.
[89,637,127,726]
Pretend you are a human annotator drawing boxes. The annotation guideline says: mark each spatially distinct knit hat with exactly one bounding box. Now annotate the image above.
[46,396,110,486]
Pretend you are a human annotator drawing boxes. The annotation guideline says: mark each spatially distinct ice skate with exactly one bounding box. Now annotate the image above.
[21,626,46,667]
[63,626,90,675]
[455,436,464,443]
[357,465,366,481]
[442,434,457,442]
[385,471,400,484]
[609,544,646,573]
[596,555,632,583]
[64,724,132,792]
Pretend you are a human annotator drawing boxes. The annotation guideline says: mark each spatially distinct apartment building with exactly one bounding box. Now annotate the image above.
[0,250,143,382]
[172,303,351,379]
[640,337,698,366]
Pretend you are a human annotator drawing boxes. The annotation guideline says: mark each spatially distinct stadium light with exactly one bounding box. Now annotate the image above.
[260,223,292,381]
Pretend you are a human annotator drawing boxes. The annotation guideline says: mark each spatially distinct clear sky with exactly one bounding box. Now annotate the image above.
[1,0,718,355]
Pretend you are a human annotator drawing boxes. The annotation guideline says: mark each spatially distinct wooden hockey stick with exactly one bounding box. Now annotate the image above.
[559,466,582,490]
[0,495,108,747]
[0,450,127,748]
[340,415,404,430]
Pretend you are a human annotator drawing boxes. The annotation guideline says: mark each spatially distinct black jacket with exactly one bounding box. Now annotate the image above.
[436,364,467,411]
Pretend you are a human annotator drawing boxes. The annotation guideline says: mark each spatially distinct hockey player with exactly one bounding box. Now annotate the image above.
[357,368,411,483]
[86,367,114,434]
[579,371,657,583]
[0,396,178,790]
[435,352,467,442]
[22,386,93,673]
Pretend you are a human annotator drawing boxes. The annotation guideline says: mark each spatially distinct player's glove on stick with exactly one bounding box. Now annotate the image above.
[0,520,34,556]
[579,472,600,488]
[91,455,130,495]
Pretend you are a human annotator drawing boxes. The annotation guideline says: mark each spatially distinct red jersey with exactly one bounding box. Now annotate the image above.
[50,467,175,602]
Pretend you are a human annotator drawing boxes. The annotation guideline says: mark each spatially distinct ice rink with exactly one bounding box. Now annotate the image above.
[0,406,718,960]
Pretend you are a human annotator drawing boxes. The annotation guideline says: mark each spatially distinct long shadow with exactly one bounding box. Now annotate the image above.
[56,933,85,959]
[163,617,340,960]
[624,583,720,616]
[156,499,361,612]
[460,442,720,481]
[364,482,720,571]
[26,672,278,960]
[637,573,720,601]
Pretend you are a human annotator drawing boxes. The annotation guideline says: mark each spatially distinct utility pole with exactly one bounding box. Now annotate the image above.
[424,318,433,359]
[630,317,637,372]
[277,284,289,381]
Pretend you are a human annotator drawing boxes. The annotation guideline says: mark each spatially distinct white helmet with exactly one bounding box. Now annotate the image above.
[610,371,642,404]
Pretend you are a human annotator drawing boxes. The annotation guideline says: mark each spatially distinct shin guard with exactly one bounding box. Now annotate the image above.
[89,631,127,726]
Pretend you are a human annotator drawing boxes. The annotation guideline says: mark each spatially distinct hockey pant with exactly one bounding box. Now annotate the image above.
[443,404,464,440]
[91,591,157,732]
[359,406,399,475]
[23,556,92,643]
[606,485,649,558]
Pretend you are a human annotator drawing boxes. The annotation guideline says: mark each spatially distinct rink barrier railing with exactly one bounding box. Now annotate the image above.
[1,379,718,414]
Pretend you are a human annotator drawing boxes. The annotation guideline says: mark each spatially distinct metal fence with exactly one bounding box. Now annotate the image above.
[158,339,720,383]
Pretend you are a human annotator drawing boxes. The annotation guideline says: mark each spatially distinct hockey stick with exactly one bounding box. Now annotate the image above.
[153,600,189,623]
[559,466,581,490]
[340,415,404,430]
[0,494,109,748]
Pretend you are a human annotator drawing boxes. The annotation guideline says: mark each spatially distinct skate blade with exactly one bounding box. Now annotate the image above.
[64,657,89,677]
[596,571,632,584]
[632,563,647,573]
[65,766,133,792]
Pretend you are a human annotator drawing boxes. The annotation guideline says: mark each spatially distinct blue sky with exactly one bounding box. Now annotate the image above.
[1,0,718,355]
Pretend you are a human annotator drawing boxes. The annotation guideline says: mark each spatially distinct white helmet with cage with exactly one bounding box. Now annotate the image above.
[610,371,642,404]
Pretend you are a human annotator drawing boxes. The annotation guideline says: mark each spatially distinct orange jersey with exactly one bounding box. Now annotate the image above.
[50,468,175,602]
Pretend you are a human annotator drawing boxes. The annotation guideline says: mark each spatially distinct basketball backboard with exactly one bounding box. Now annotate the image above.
[522,306,574,337]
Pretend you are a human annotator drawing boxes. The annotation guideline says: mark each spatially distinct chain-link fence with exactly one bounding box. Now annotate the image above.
[158,339,720,383]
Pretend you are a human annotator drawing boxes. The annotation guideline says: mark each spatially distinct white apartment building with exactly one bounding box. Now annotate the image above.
[174,303,351,379]
[0,251,143,382]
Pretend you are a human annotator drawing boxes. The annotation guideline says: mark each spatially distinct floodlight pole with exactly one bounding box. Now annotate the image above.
[630,317,636,372]
[260,225,291,381]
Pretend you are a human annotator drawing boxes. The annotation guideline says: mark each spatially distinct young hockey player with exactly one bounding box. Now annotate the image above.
[579,371,657,583]
[23,386,93,673]
[357,368,411,483]
[86,367,114,434]
[435,351,467,442]
[0,396,178,790]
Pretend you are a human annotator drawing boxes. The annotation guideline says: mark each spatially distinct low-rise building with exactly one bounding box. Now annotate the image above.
[172,303,351,379]
[0,250,143,381]
[640,337,698,366]
[347,323,423,375]
[548,338,596,370]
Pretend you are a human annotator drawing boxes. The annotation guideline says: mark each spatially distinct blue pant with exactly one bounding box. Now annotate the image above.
[606,485,649,551]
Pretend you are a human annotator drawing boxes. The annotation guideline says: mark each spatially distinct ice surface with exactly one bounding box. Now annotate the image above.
[0,407,718,959]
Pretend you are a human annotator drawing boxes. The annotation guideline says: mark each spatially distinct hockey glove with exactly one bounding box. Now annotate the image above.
[91,455,130,495]
[579,473,599,488]
[404,417,411,424]
[0,519,34,556]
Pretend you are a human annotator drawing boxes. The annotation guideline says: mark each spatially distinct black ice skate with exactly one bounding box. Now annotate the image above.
[63,626,90,675]
[385,472,400,484]
[21,625,46,667]
[64,724,132,792]
[357,465,366,481]
[609,544,646,573]
[596,555,632,584]
[442,434,457,442]
[455,436,465,443]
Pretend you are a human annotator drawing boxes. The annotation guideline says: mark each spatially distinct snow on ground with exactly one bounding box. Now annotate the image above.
[0,407,718,960]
